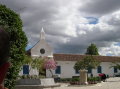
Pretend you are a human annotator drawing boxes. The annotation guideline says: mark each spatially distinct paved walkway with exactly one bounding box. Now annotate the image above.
[46,77,120,89]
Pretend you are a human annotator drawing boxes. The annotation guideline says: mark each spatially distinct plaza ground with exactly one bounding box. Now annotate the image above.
[46,77,120,89]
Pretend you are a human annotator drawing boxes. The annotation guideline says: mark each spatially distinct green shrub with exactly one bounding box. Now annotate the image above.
[0,5,27,89]
[60,78,71,82]
[71,78,80,82]
[20,75,45,79]
[60,78,80,82]
[87,76,101,82]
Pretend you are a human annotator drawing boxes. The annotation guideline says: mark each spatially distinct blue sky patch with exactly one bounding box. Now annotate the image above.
[106,53,113,56]
[25,44,32,51]
[114,42,120,46]
[86,17,98,24]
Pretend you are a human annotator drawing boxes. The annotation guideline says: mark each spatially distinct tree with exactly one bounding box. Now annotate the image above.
[0,5,27,89]
[74,56,100,71]
[44,59,57,77]
[31,58,45,76]
[110,62,120,70]
[74,56,100,84]
[24,55,45,76]
[86,43,99,55]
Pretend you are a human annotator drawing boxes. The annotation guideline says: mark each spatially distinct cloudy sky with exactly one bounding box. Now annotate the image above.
[1,0,120,56]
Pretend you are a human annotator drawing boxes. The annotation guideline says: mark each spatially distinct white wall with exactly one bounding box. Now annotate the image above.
[46,61,79,78]
[31,40,53,57]
[92,62,113,77]
[19,66,39,76]
[19,61,120,78]
[46,61,120,78]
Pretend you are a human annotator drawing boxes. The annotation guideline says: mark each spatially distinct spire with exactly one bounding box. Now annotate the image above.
[40,27,45,40]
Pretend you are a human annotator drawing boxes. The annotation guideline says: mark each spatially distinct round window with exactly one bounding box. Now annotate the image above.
[40,48,45,54]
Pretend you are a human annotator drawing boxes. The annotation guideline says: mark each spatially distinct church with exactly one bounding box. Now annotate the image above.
[20,28,120,78]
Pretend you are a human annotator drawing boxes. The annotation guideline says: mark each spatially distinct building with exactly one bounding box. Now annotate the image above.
[31,28,53,58]
[53,54,120,78]
[21,28,120,78]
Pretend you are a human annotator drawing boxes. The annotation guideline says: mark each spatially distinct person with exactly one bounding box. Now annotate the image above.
[0,28,10,89]
[102,73,107,82]
[90,73,93,77]
[0,62,10,89]
[99,73,106,82]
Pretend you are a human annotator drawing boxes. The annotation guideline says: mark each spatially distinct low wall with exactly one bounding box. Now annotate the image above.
[15,78,60,89]
[16,79,41,85]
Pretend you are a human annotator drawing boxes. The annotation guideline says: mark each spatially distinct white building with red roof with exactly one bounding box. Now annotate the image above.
[21,28,120,78]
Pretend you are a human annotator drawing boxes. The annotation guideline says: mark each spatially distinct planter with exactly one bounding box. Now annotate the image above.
[70,82,80,85]
[40,78,55,86]
[16,78,60,88]
[88,81,97,84]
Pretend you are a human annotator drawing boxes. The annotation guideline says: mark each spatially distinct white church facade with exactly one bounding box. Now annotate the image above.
[20,28,120,78]
[31,28,53,58]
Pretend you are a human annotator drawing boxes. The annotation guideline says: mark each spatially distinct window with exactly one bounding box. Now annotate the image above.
[23,65,29,74]
[97,66,102,73]
[40,48,45,54]
[75,69,79,74]
[114,67,118,73]
[55,66,61,74]
[87,67,92,73]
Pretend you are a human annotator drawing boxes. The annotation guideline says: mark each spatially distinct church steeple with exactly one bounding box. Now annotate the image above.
[40,27,45,40]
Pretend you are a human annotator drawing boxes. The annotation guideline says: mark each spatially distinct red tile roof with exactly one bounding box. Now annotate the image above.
[26,50,120,62]
[53,53,120,62]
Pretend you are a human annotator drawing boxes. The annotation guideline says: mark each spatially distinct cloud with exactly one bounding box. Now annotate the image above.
[100,11,120,26]
[54,10,120,55]
[1,0,120,56]
[99,42,120,56]
[80,0,120,16]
